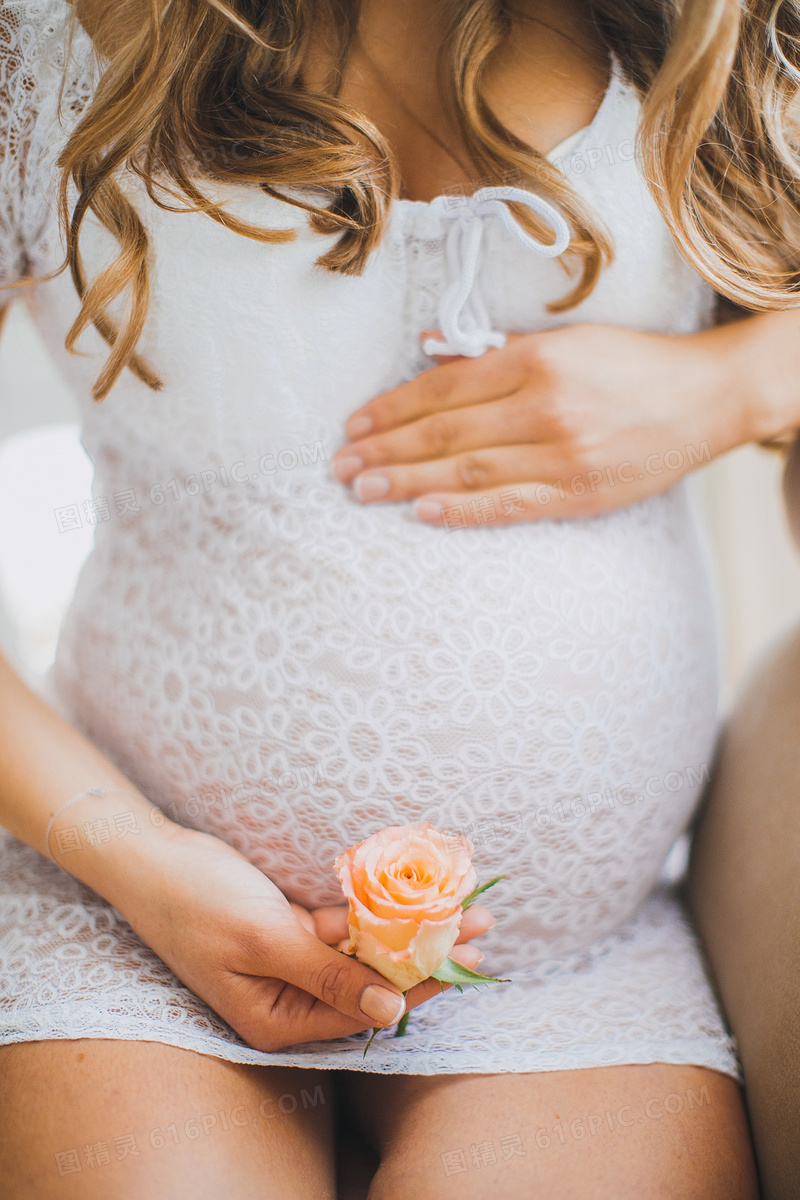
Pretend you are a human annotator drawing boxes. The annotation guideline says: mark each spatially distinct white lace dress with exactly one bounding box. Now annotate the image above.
[0,0,739,1079]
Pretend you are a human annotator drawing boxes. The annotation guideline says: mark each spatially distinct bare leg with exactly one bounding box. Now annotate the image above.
[0,1039,336,1199]
[687,623,800,1200]
[341,1063,758,1199]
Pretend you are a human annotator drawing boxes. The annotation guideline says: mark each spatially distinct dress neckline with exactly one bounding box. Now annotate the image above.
[193,53,628,226]
[394,52,625,211]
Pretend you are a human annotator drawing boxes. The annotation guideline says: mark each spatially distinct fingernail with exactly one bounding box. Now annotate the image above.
[346,415,373,439]
[331,455,363,482]
[360,985,406,1025]
[354,474,390,501]
[485,914,497,928]
[414,499,444,521]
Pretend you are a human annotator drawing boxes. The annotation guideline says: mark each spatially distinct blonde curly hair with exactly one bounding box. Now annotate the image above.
[59,0,800,399]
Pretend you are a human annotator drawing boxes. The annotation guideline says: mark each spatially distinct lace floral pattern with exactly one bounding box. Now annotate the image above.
[0,832,736,1075]
[0,1,739,1079]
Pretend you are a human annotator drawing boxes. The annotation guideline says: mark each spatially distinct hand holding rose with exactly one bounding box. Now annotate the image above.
[111,823,493,1055]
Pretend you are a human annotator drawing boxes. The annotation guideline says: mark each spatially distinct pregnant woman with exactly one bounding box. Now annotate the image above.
[2,0,799,1194]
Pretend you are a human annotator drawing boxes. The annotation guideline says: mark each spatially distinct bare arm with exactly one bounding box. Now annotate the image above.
[0,646,492,1046]
[0,644,183,886]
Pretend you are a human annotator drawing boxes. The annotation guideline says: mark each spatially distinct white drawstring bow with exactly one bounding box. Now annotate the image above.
[422,185,571,359]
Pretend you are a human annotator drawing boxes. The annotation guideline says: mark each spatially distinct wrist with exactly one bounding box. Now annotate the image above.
[711,311,800,445]
[48,788,193,913]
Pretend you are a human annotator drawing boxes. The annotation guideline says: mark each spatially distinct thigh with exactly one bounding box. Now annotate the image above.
[0,1038,336,1200]
[688,623,800,1200]
[341,1063,759,1200]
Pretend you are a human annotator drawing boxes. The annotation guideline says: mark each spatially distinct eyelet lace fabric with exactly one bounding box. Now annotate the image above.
[0,1,739,1079]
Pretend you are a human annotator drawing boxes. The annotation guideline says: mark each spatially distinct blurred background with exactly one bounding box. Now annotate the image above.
[1,298,800,714]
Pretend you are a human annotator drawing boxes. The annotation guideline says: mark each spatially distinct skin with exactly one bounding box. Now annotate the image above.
[686,619,800,1200]
[1,0,778,1194]
[0,1042,338,1200]
[331,324,748,520]
[323,5,800,525]
[0,649,490,1198]
[345,1064,757,1200]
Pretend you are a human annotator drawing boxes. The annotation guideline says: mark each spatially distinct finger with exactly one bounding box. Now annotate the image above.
[289,902,317,936]
[231,951,474,1050]
[229,973,387,1049]
[311,904,350,945]
[410,474,658,526]
[333,393,549,485]
[342,441,569,502]
[339,341,530,444]
[448,943,484,967]
[341,942,486,1015]
[455,903,497,943]
[234,942,485,1050]
[293,941,484,1025]
[262,921,408,1029]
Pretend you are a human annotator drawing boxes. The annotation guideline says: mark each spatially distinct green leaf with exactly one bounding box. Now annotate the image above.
[461,874,506,911]
[431,956,511,987]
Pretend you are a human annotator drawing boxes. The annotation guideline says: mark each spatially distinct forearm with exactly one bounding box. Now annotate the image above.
[708,304,800,446]
[0,648,187,906]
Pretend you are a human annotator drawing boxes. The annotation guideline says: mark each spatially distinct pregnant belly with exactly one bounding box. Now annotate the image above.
[50,482,719,973]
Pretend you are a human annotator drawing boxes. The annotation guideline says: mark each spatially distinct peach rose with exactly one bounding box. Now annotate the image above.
[334,821,477,991]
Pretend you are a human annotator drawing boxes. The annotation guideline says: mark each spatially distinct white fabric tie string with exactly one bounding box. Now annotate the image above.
[422,185,571,359]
